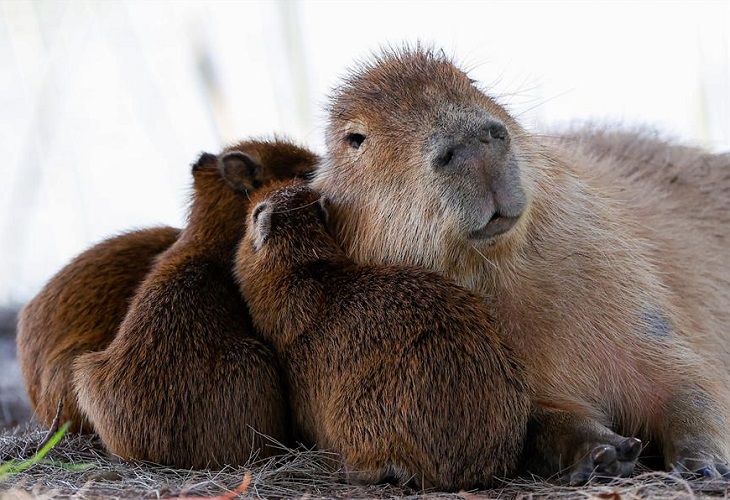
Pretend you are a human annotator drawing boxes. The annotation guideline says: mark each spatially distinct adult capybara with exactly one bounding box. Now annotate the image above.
[312,47,730,483]
[72,140,317,468]
[235,180,530,491]
[17,139,319,434]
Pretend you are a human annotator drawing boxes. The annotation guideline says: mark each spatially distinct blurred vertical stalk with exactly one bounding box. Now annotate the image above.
[275,0,312,141]
[192,21,232,145]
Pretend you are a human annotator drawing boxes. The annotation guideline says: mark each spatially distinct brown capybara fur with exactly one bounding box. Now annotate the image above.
[17,226,180,433]
[17,139,319,435]
[235,181,531,491]
[312,47,730,482]
[72,140,318,468]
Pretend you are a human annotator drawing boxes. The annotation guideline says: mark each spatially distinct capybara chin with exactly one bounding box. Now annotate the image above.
[72,140,318,469]
[235,180,531,491]
[17,138,319,435]
[312,47,730,482]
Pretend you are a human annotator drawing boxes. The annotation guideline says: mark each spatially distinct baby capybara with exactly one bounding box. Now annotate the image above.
[73,140,317,468]
[17,139,318,434]
[235,180,530,491]
[18,227,179,432]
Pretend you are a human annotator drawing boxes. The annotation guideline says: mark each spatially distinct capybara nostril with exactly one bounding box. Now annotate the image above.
[435,147,456,168]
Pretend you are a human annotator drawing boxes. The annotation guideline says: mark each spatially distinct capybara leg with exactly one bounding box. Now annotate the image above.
[661,390,730,479]
[522,409,641,485]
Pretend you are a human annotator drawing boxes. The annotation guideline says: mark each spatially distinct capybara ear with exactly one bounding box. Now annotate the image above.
[192,152,218,173]
[251,201,272,250]
[316,196,330,228]
[219,151,263,193]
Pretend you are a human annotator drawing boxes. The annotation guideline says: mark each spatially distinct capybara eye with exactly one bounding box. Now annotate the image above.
[345,133,366,149]
[488,123,508,141]
[436,148,454,168]
[297,170,315,181]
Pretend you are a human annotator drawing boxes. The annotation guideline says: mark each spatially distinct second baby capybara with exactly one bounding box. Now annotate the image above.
[235,181,530,491]
[17,139,318,434]
[72,140,317,468]
[312,47,730,483]
[17,227,179,433]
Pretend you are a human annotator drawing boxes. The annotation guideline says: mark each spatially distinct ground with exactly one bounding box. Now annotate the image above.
[2,308,730,499]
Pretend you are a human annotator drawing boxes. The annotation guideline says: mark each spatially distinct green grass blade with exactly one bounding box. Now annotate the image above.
[0,421,72,480]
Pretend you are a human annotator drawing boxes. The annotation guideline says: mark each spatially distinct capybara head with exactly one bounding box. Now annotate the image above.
[313,47,540,273]
[192,139,319,196]
[222,138,320,188]
[243,181,332,261]
[186,139,319,238]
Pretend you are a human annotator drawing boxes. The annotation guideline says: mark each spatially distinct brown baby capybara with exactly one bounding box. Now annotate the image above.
[312,47,730,483]
[234,180,531,491]
[17,227,180,432]
[72,140,318,468]
[17,139,319,435]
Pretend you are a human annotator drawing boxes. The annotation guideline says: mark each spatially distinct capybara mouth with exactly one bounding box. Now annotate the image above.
[468,212,521,240]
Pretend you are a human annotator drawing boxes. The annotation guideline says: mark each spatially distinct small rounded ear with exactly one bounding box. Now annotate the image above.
[251,201,272,251]
[219,151,263,193]
[316,196,330,228]
[192,152,218,172]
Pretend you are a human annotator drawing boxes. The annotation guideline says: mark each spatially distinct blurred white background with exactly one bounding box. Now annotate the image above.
[1,0,728,305]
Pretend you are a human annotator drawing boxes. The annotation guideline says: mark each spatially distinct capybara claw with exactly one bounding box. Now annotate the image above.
[566,438,641,486]
[591,445,616,466]
[618,437,642,461]
[568,470,590,486]
[715,463,730,478]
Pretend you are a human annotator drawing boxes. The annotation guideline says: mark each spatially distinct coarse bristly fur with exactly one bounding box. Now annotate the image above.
[16,138,319,436]
[235,180,531,491]
[70,140,319,469]
[311,45,730,483]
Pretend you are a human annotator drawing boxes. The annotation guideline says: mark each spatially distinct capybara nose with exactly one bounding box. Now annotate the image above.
[433,119,510,170]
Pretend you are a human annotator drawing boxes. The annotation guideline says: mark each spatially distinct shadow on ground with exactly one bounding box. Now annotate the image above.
[0,307,34,431]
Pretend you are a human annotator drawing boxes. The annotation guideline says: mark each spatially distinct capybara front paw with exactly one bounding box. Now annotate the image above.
[567,437,642,486]
[670,455,730,479]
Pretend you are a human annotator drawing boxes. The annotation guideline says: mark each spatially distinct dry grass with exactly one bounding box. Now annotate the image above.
[1,424,730,499]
